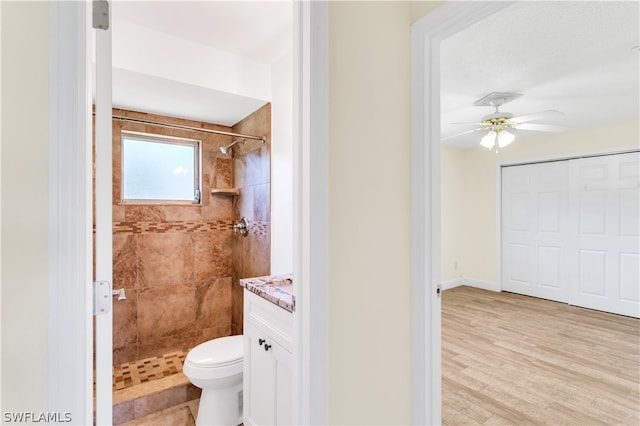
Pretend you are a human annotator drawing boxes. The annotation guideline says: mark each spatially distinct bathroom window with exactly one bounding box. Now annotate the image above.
[121,131,201,204]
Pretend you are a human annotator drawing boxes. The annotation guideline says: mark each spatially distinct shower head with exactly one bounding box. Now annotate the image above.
[219,139,245,156]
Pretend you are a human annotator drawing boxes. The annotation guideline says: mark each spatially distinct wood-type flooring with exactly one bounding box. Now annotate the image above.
[442,286,639,425]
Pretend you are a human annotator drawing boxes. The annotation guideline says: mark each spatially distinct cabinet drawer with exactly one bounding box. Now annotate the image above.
[244,290,293,351]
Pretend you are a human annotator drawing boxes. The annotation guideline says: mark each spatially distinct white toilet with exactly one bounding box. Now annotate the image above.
[183,335,244,426]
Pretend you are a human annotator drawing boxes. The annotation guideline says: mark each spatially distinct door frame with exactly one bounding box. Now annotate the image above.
[410,2,511,424]
[292,1,329,424]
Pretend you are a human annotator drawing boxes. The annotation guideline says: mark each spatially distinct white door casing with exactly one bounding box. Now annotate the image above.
[48,2,94,423]
[411,2,511,424]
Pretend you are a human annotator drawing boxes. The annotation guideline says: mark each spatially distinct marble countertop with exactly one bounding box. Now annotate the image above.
[240,274,294,312]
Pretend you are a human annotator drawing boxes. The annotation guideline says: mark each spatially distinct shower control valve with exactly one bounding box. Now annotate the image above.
[258,338,265,346]
[264,344,272,352]
[233,217,250,237]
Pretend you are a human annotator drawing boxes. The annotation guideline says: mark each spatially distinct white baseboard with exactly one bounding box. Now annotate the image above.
[440,277,502,291]
[441,278,466,290]
[463,278,500,292]
[441,277,501,292]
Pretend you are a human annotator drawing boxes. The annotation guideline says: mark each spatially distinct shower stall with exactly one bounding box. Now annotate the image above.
[99,104,271,424]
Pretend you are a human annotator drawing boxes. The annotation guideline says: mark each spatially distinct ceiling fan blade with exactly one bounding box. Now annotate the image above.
[441,127,484,140]
[516,123,567,132]
[511,110,564,123]
[449,122,485,126]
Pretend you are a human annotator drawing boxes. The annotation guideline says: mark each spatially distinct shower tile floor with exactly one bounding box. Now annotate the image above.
[113,350,187,391]
[111,350,201,424]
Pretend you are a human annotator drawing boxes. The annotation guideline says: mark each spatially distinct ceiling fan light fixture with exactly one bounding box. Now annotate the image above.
[497,129,515,148]
[480,131,497,149]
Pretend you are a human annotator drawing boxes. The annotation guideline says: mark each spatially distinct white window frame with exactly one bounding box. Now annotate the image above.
[120,130,202,205]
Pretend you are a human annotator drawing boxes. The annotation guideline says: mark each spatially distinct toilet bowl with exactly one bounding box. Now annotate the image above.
[183,335,243,426]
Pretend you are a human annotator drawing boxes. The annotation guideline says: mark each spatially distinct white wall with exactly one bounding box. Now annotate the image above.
[441,119,640,285]
[328,2,413,422]
[112,19,271,102]
[0,0,50,414]
[440,146,466,282]
[270,49,293,275]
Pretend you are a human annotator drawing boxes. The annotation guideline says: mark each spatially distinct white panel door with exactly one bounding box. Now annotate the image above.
[568,152,640,318]
[502,161,570,302]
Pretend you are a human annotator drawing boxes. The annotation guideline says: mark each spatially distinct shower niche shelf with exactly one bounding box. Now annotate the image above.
[211,188,240,196]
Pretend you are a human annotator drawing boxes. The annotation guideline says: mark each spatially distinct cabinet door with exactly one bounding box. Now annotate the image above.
[245,322,276,425]
[273,339,292,425]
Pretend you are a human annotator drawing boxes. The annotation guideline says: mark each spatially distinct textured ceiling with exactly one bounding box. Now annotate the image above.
[441,1,640,148]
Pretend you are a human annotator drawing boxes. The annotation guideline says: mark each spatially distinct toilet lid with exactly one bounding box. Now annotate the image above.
[186,335,243,368]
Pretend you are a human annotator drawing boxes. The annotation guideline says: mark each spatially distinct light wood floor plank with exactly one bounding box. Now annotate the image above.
[442,286,640,426]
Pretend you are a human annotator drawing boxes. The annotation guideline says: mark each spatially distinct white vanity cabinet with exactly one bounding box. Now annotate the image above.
[243,290,293,425]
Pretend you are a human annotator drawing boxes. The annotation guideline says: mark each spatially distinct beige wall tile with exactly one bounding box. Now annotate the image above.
[125,205,165,222]
[215,157,233,188]
[113,345,138,368]
[195,277,232,329]
[113,205,126,222]
[114,234,138,289]
[254,183,270,222]
[137,285,197,340]
[162,206,202,222]
[137,333,196,361]
[113,287,137,351]
[137,233,194,288]
[202,200,233,221]
[195,325,232,346]
[192,232,232,281]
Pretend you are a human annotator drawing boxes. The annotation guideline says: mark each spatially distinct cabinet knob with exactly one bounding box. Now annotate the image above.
[264,344,272,351]
[258,338,265,346]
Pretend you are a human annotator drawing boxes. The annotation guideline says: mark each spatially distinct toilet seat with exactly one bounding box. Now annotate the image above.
[185,334,243,369]
[182,335,244,425]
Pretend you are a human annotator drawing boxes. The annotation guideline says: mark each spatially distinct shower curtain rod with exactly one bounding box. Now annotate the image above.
[106,114,266,143]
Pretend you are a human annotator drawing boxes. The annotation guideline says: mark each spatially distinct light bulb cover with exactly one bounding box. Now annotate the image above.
[480,131,497,149]
[497,130,515,148]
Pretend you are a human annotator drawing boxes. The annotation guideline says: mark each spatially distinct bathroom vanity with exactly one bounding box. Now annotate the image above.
[240,275,294,425]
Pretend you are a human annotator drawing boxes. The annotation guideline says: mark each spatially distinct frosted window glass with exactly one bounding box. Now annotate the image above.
[122,135,199,202]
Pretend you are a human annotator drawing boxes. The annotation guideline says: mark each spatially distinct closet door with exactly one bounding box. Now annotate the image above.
[568,152,640,318]
[501,161,570,303]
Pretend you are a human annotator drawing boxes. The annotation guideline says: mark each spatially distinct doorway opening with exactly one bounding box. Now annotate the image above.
[413,1,639,424]
[95,2,293,424]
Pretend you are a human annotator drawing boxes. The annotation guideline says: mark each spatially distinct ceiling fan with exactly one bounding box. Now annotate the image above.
[443,92,567,150]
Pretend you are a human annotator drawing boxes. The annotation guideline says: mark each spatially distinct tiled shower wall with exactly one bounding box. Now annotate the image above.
[231,104,272,335]
[110,109,237,366]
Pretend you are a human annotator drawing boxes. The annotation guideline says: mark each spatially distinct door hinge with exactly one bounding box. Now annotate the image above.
[93,0,110,30]
[93,280,112,316]
[436,284,442,298]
